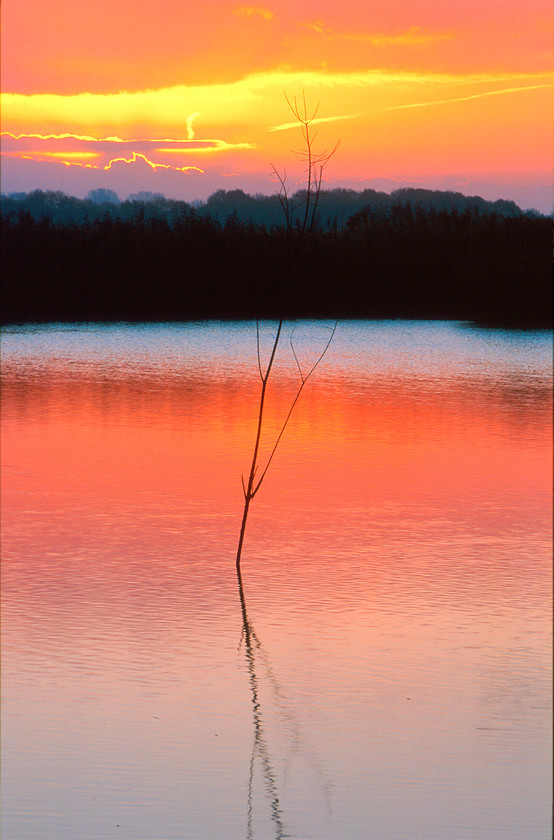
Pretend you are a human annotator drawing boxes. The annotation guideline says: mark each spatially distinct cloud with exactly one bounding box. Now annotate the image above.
[103,152,204,175]
[0,85,263,136]
[362,27,455,47]
[186,112,201,140]
[3,69,551,137]
[0,132,255,174]
[233,6,274,21]
[302,23,455,47]
[2,68,552,186]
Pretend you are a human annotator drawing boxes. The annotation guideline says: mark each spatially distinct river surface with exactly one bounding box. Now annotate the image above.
[1,320,552,840]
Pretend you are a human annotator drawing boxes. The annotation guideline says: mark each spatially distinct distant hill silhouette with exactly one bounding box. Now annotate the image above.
[1,188,551,328]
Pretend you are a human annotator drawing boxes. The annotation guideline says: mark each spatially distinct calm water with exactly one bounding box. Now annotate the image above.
[1,321,552,840]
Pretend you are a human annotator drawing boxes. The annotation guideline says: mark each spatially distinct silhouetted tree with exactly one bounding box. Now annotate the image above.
[86,188,120,205]
[1,186,550,326]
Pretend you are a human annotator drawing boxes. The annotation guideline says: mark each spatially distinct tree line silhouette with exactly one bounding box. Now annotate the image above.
[1,189,551,327]
[0,186,540,229]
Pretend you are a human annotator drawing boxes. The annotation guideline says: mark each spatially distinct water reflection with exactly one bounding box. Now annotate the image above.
[237,564,286,838]
[236,561,333,838]
[1,321,551,840]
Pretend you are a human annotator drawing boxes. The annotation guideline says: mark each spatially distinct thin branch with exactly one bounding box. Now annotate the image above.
[270,164,291,231]
[289,325,305,383]
[252,321,337,496]
[236,91,339,569]
[256,320,263,380]
[309,140,340,233]
[251,384,304,498]
[264,322,282,381]
[302,321,337,380]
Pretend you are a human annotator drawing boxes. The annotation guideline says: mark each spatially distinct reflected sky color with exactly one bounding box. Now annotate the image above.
[1,321,552,840]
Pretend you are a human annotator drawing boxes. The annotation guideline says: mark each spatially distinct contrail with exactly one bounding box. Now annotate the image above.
[269,113,359,132]
[383,84,552,112]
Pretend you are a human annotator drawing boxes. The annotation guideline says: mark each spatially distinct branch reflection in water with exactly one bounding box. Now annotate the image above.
[236,563,332,838]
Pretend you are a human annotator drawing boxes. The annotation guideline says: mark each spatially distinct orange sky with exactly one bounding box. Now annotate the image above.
[1,0,553,210]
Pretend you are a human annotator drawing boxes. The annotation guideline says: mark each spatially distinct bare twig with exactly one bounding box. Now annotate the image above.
[290,325,305,383]
[255,320,263,380]
[251,321,336,497]
[271,165,291,231]
[236,93,339,571]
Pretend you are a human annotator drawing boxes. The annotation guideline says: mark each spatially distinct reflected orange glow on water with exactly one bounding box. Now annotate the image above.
[3,362,551,604]
[1,322,551,840]
[3,364,550,524]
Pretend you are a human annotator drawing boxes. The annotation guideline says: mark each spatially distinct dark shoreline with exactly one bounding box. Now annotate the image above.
[2,197,551,330]
[1,317,551,332]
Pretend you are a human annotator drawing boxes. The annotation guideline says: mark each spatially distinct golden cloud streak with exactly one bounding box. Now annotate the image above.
[383,83,554,111]
[233,6,275,20]
[302,23,455,46]
[1,131,254,148]
[3,131,106,142]
[4,68,551,128]
[1,70,553,143]
[157,141,256,153]
[28,151,101,160]
[359,28,455,46]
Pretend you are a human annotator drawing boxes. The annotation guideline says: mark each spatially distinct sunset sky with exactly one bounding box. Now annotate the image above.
[1,0,552,211]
